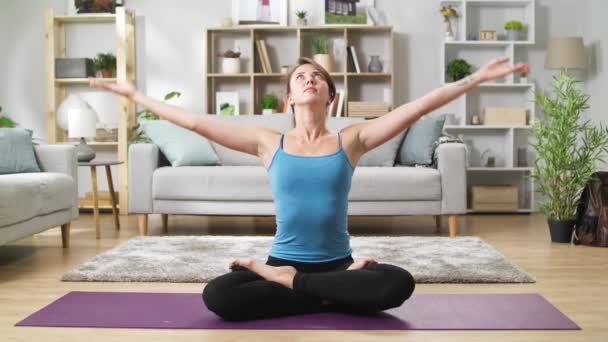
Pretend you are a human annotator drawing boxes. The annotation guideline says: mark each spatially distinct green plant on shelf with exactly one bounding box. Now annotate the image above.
[262,94,278,110]
[94,52,117,77]
[129,91,181,144]
[446,58,472,81]
[504,20,524,31]
[311,34,329,55]
[295,10,307,19]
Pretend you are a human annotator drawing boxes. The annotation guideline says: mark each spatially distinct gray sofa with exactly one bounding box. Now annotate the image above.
[129,114,466,237]
[0,145,78,248]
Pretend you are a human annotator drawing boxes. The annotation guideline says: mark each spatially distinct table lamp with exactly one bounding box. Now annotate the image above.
[57,94,98,162]
[545,37,587,72]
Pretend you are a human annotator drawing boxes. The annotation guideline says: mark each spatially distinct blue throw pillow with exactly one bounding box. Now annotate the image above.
[142,120,220,167]
[397,113,446,166]
[0,128,41,174]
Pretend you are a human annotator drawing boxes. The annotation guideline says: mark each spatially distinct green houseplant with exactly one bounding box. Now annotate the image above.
[311,34,332,72]
[529,71,608,243]
[94,52,117,77]
[0,106,17,128]
[129,91,181,144]
[261,94,278,115]
[446,58,472,81]
[295,10,307,26]
[504,20,525,40]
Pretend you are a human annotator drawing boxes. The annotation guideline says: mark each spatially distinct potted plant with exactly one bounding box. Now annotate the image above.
[504,20,525,41]
[446,58,472,82]
[0,106,17,128]
[129,91,181,144]
[530,71,608,243]
[94,52,116,78]
[75,0,117,14]
[311,34,332,72]
[217,49,241,74]
[520,71,528,84]
[439,5,459,41]
[261,94,278,115]
[295,10,307,26]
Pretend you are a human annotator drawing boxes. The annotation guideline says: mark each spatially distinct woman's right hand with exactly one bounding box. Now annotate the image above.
[88,78,137,99]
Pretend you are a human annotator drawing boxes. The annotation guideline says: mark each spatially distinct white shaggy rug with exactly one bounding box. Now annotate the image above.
[62,236,535,283]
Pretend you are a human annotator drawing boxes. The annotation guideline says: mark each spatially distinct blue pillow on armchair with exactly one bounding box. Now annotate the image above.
[0,128,41,174]
[396,113,446,166]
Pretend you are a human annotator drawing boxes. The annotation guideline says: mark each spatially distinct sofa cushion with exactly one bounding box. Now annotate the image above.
[397,113,446,166]
[0,173,74,227]
[327,117,407,167]
[143,120,220,167]
[209,113,294,166]
[0,128,41,174]
[153,166,274,200]
[349,166,441,200]
[152,165,440,202]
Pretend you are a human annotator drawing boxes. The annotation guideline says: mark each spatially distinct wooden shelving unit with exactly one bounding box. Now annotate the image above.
[205,25,394,116]
[440,0,536,213]
[44,7,136,215]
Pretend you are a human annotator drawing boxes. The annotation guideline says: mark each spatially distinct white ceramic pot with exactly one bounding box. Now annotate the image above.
[262,109,276,115]
[520,76,528,84]
[221,58,241,74]
[313,54,332,73]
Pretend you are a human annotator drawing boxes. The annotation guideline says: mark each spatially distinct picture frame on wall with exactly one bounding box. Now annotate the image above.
[216,92,240,116]
[325,0,375,25]
[232,0,288,26]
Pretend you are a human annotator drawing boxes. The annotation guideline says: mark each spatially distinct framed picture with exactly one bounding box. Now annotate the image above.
[324,0,375,25]
[232,0,288,26]
[216,92,240,116]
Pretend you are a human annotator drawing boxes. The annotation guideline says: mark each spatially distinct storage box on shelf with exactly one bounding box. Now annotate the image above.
[440,0,536,213]
[45,7,136,214]
[205,25,394,117]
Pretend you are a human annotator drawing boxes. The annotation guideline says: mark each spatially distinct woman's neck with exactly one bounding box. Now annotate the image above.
[292,108,331,143]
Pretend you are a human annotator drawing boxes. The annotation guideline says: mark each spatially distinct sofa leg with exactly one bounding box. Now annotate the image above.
[61,223,70,248]
[161,214,168,234]
[448,215,457,238]
[138,214,148,236]
[434,215,441,234]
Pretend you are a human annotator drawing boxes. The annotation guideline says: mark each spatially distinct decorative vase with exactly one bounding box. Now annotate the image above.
[547,219,575,243]
[313,54,332,73]
[444,19,455,41]
[76,137,96,162]
[281,65,289,73]
[221,57,241,74]
[520,76,528,84]
[506,29,521,41]
[262,109,276,115]
[367,55,383,73]
[296,18,307,26]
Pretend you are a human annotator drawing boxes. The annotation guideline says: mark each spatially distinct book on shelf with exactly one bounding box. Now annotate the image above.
[260,40,272,73]
[327,90,344,118]
[255,40,267,73]
[348,46,361,73]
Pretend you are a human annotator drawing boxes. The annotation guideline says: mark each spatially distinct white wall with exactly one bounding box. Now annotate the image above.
[1,0,606,195]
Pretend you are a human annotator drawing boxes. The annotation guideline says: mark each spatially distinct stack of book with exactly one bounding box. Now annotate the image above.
[255,39,272,73]
[347,101,389,118]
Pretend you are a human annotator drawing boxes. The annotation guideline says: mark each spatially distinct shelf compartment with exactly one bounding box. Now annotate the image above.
[253,29,298,74]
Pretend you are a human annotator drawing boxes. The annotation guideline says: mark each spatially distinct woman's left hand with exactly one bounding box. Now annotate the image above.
[474,57,529,83]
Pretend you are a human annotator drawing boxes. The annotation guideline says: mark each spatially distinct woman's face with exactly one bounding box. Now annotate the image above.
[288,64,331,108]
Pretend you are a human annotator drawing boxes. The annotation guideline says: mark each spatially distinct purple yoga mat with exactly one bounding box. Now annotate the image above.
[16,292,580,330]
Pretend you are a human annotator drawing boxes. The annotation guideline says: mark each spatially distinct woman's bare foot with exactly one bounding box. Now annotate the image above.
[346,257,378,270]
[229,257,297,289]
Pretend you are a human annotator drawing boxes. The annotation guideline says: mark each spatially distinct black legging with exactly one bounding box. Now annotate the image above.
[202,255,416,321]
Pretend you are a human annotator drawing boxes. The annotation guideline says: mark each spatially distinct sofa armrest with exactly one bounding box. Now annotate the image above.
[437,143,467,214]
[128,144,160,213]
[34,144,79,219]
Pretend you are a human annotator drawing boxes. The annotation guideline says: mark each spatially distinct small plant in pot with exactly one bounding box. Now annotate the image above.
[311,34,332,72]
[94,52,116,78]
[261,94,278,115]
[295,10,307,26]
[504,20,525,41]
[217,49,242,74]
[530,71,608,243]
[446,58,472,82]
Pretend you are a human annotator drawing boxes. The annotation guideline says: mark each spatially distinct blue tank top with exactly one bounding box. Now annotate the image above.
[267,132,354,262]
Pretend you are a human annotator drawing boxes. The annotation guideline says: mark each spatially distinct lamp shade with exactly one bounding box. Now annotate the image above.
[68,107,97,138]
[56,94,98,130]
[545,37,587,70]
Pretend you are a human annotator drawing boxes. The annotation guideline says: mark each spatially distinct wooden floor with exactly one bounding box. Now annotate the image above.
[1,212,607,341]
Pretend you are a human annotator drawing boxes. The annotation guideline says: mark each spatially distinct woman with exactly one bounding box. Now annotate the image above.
[90,56,528,321]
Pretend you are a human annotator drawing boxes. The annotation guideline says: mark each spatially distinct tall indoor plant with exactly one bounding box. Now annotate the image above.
[530,71,608,243]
